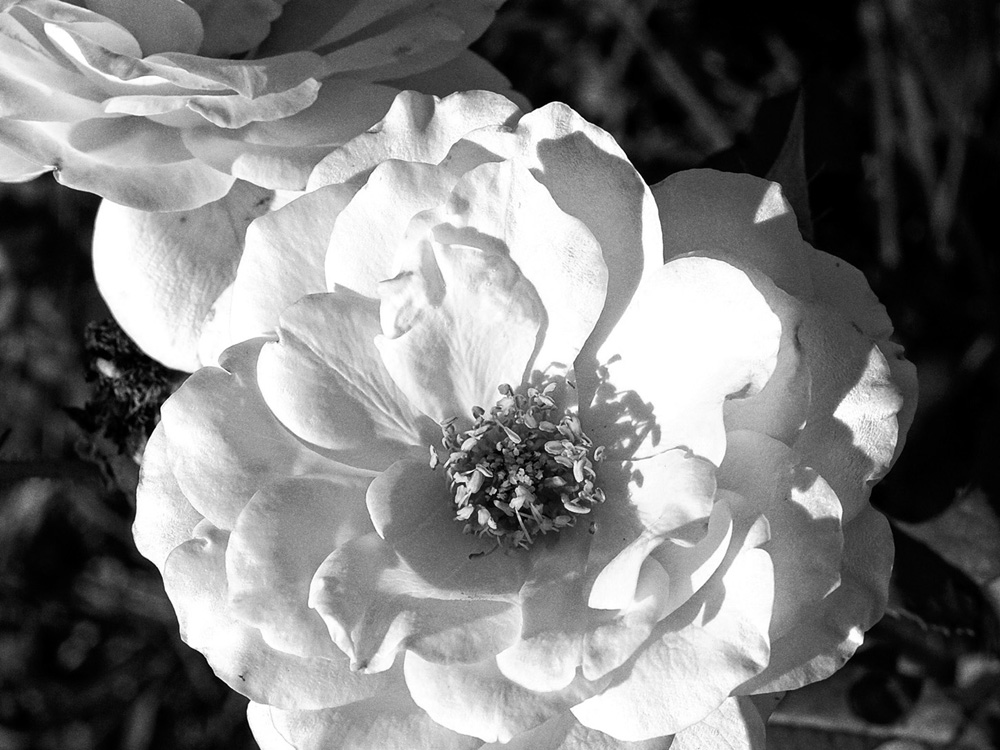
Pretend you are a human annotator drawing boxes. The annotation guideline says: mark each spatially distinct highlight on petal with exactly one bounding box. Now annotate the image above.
[163,520,401,710]
[592,256,782,465]
[255,292,437,471]
[480,712,674,750]
[93,180,274,371]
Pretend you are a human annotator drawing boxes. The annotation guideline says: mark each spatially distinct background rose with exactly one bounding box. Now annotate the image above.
[133,91,917,748]
[0,0,514,211]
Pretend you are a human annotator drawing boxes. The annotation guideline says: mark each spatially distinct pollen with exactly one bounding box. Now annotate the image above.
[431,382,606,550]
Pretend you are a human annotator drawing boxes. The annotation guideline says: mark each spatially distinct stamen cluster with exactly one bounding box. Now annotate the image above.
[431,383,606,550]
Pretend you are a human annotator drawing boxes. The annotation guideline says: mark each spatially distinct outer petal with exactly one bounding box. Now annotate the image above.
[255,292,437,471]
[790,304,906,522]
[230,183,359,342]
[404,653,605,744]
[652,169,813,298]
[0,117,235,210]
[185,0,288,57]
[480,713,673,750]
[736,505,893,694]
[158,339,337,529]
[307,89,522,190]
[132,422,203,572]
[226,475,374,660]
[163,520,402,710]
[310,533,522,673]
[93,180,273,371]
[182,78,401,191]
[669,696,766,750]
[572,548,773,741]
[717,430,843,640]
[247,695,481,750]
[592,256,781,465]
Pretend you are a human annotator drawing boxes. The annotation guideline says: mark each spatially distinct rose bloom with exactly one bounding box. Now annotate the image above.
[134,91,917,749]
[0,0,512,210]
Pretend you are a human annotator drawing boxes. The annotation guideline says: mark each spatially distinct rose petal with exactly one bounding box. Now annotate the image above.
[307,89,523,190]
[84,0,204,55]
[669,696,766,750]
[374,234,544,423]
[651,169,813,298]
[791,304,906,522]
[366,459,530,596]
[736,505,893,694]
[0,117,235,210]
[93,180,273,371]
[132,423,203,572]
[404,652,604,743]
[480,712,674,750]
[587,449,719,612]
[230,184,357,342]
[183,77,401,191]
[159,338,337,529]
[163,520,401,710]
[248,694,481,750]
[184,0,287,57]
[387,50,527,109]
[496,523,592,691]
[310,532,522,673]
[717,431,843,641]
[256,292,437,470]
[572,547,773,741]
[421,159,609,376]
[324,159,460,298]
[226,475,373,660]
[592,256,781,465]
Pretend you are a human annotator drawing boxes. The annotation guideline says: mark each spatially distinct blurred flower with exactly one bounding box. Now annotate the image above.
[134,90,917,749]
[0,0,513,210]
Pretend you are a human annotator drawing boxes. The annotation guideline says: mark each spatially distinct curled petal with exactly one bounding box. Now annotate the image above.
[84,0,204,55]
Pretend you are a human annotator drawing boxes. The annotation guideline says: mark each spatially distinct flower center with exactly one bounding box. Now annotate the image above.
[431,383,605,551]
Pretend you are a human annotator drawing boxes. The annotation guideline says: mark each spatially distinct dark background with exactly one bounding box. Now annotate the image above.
[1,0,998,747]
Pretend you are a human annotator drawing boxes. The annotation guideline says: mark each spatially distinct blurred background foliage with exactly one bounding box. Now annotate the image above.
[1,0,998,748]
